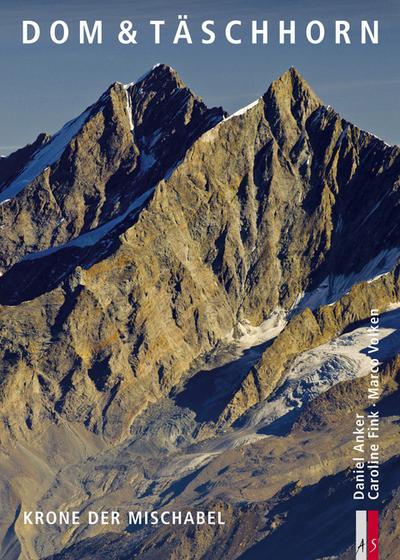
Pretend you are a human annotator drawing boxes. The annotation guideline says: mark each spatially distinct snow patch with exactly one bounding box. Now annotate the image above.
[139,152,157,173]
[124,89,134,131]
[22,187,155,261]
[0,106,95,205]
[368,131,392,148]
[335,124,349,149]
[298,248,400,311]
[309,106,325,127]
[230,311,287,351]
[247,304,400,427]
[223,99,260,123]
[357,190,390,229]
[125,64,167,88]
[164,159,183,181]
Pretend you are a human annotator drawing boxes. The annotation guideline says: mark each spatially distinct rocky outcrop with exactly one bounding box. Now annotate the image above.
[0,65,399,559]
[43,455,400,560]
[0,132,50,190]
[294,354,400,431]
[220,264,400,424]
[1,66,399,444]
[0,65,225,275]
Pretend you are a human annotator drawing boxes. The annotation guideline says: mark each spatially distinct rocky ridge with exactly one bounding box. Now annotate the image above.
[0,65,399,559]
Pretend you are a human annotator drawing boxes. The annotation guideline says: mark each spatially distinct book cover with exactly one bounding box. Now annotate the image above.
[0,1,398,559]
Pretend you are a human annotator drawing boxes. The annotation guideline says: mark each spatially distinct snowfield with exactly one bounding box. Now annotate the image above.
[298,248,400,311]
[0,107,94,205]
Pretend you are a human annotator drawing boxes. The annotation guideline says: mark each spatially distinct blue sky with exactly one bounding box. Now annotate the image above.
[0,0,399,153]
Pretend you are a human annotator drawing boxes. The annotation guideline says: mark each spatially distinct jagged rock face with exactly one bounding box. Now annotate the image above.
[39,354,400,560]
[0,65,400,559]
[0,132,50,189]
[0,64,225,274]
[0,65,229,443]
[293,355,400,432]
[0,66,399,446]
[221,264,400,424]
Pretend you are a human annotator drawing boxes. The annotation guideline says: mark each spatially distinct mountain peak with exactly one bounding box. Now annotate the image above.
[269,67,321,105]
[151,62,177,76]
[288,65,304,79]
[122,63,186,93]
[262,67,323,139]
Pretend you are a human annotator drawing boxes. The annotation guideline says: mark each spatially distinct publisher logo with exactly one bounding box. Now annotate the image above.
[356,510,379,559]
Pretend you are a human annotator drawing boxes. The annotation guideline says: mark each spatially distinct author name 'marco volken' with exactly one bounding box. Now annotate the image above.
[23,509,225,526]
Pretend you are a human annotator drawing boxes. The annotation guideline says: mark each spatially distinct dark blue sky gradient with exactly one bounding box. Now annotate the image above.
[0,0,399,153]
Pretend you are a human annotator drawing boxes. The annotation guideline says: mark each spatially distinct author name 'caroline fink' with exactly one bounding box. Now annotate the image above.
[21,18,380,46]
[23,510,225,527]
